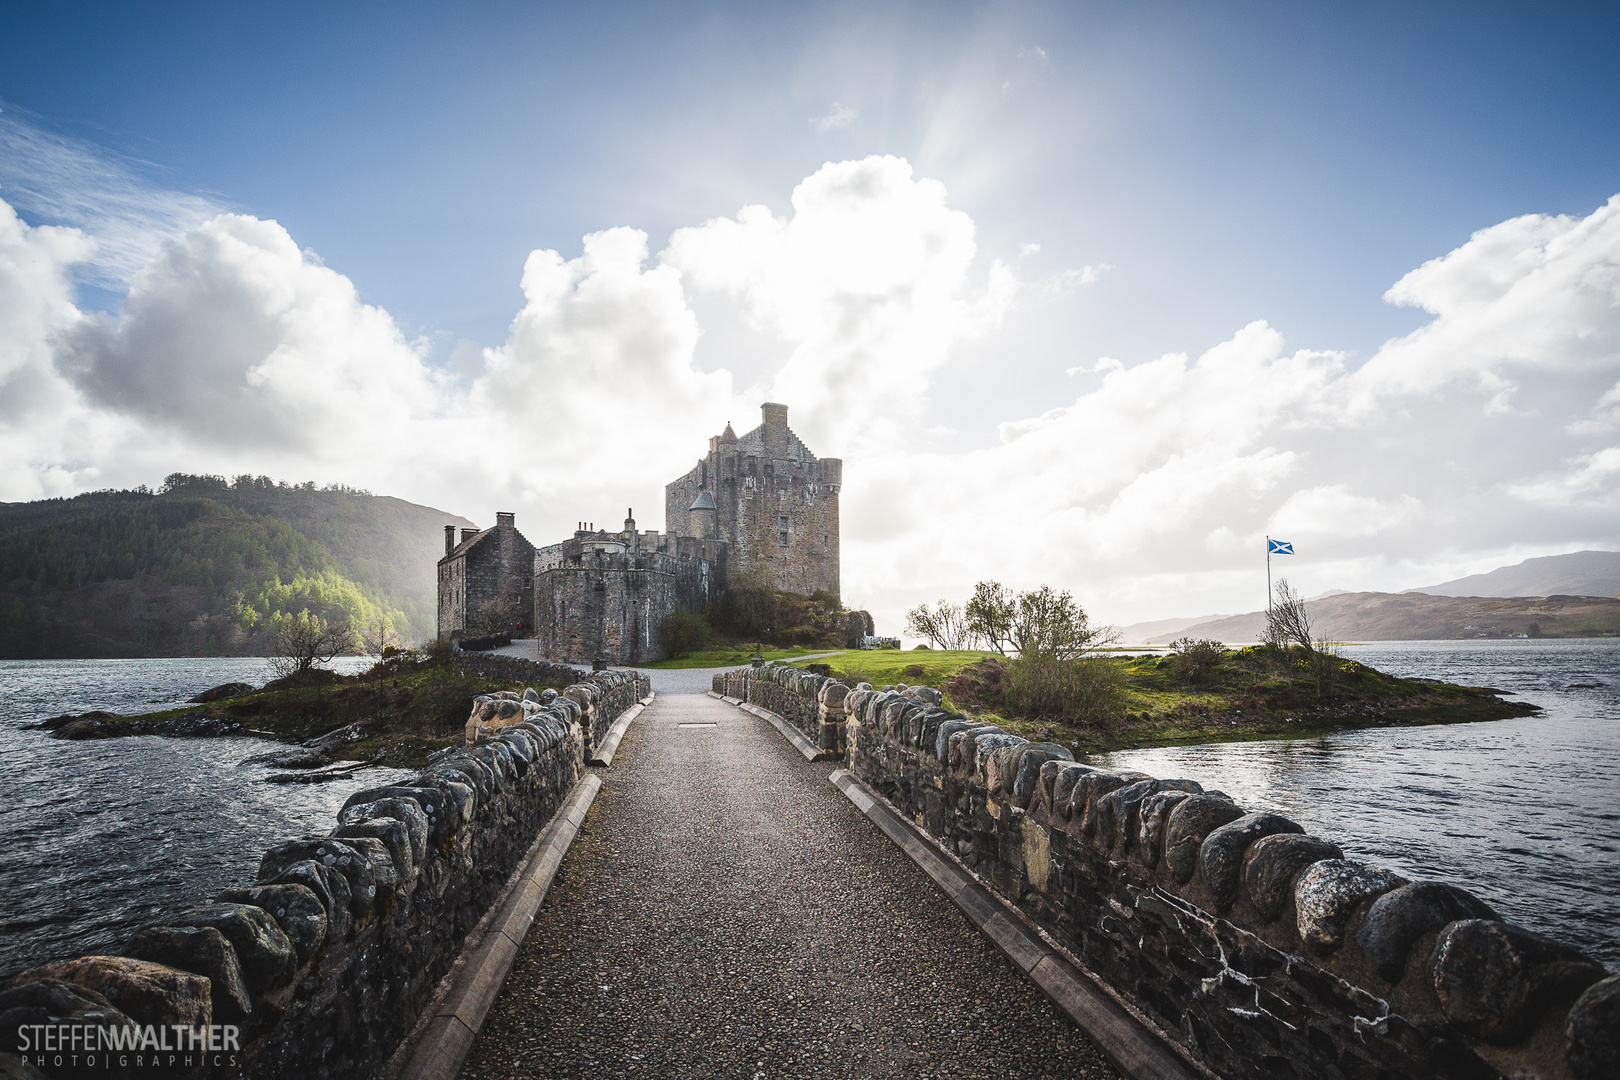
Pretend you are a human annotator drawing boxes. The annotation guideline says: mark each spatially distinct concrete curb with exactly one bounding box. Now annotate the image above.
[830,769,1207,1080]
[720,697,835,761]
[394,773,602,1080]
[588,692,654,766]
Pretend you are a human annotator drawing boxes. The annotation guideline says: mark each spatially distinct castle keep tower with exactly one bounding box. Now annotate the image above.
[664,402,841,599]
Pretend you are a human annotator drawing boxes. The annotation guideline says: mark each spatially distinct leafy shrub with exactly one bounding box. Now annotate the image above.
[1003,655,1125,726]
[1168,637,1225,684]
[942,657,1009,711]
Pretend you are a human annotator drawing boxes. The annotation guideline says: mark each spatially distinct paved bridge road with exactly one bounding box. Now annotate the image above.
[458,691,1118,1080]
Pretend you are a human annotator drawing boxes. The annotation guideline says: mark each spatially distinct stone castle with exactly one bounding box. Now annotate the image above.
[437,403,841,663]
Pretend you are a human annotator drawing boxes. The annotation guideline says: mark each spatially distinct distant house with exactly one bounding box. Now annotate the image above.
[436,513,534,641]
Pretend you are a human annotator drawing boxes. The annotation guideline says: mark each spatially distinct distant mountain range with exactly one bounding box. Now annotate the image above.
[0,474,473,658]
[1409,549,1620,599]
[1120,550,1620,644]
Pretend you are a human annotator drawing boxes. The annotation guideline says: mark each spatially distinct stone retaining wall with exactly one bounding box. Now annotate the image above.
[3,667,649,1080]
[451,649,584,690]
[717,663,1618,1080]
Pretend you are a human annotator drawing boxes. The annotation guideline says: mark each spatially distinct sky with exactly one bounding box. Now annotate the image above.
[2,0,1619,636]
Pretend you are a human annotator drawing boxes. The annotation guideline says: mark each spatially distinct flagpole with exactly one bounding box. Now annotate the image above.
[1266,536,1272,619]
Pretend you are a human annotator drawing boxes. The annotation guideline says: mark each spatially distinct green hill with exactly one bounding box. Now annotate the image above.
[0,474,473,658]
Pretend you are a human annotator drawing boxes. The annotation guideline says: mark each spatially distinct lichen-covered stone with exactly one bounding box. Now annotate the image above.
[1094,779,1202,854]
[7,956,211,1029]
[1012,744,1071,809]
[1565,974,1620,1080]
[1293,859,1405,951]
[1137,790,1193,868]
[343,784,457,847]
[1047,762,1099,823]
[332,832,401,900]
[1357,881,1498,982]
[172,902,297,994]
[125,924,253,1019]
[259,837,377,918]
[1198,812,1303,909]
[1431,919,1607,1043]
[217,882,327,965]
[339,796,429,864]
[335,817,416,883]
[0,978,135,1041]
[262,857,352,939]
[1161,794,1246,884]
[1241,834,1343,920]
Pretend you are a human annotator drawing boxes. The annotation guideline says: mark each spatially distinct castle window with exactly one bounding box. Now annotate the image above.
[779,515,789,546]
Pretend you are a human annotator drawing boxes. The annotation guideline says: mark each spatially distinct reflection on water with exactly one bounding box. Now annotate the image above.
[1094,638,1620,966]
[0,657,410,978]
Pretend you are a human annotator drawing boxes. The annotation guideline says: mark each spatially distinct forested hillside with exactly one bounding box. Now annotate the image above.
[0,474,474,658]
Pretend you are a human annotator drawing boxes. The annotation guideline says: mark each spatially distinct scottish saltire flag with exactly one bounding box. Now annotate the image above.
[1268,538,1294,555]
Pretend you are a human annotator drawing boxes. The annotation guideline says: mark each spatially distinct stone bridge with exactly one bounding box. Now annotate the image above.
[3,659,1614,1080]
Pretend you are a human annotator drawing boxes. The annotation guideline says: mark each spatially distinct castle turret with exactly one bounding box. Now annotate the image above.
[689,489,718,540]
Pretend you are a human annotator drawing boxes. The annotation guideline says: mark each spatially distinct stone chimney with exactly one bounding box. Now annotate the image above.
[461,527,478,545]
[496,511,515,529]
[444,525,457,557]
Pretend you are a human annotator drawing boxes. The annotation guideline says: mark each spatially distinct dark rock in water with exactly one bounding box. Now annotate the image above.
[1357,881,1498,982]
[217,883,327,965]
[1199,812,1304,909]
[173,902,297,995]
[1294,860,1407,951]
[1243,834,1344,920]
[1431,919,1607,1043]
[190,681,255,703]
[339,797,429,864]
[159,715,246,737]
[259,838,376,918]
[263,858,351,941]
[1163,795,1246,884]
[0,977,136,1043]
[13,955,211,1028]
[124,924,253,1020]
[1566,974,1620,1080]
[261,668,347,692]
[241,747,332,769]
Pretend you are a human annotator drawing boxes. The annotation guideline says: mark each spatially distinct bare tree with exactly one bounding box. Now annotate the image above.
[360,614,399,697]
[1265,579,1314,651]
[905,600,977,650]
[964,580,1018,655]
[269,610,357,681]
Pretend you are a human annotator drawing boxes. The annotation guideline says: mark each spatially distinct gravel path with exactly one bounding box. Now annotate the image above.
[458,692,1118,1080]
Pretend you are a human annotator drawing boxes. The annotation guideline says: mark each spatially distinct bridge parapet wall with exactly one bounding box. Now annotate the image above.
[721,663,1616,1080]
[5,667,648,1080]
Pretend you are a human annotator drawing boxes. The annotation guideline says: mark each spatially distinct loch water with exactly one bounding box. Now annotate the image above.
[1095,638,1620,966]
[2,643,1616,981]
[0,657,411,979]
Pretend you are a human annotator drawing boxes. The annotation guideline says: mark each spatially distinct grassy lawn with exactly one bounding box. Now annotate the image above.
[643,645,834,669]
[786,648,1000,687]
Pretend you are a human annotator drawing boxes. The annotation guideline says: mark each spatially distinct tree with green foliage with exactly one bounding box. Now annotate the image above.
[964,580,1017,654]
[658,610,712,658]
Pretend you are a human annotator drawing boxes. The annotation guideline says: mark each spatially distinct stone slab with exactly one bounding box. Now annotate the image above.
[588,696,651,766]
[396,773,603,1080]
[830,769,1204,1080]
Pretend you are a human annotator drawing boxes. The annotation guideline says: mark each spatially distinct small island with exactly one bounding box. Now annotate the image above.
[786,644,1538,754]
